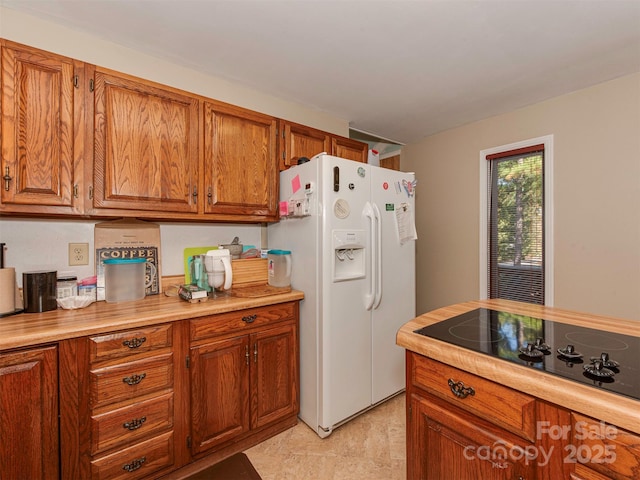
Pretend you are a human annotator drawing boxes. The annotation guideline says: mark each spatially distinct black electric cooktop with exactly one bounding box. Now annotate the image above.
[414,308,640,401]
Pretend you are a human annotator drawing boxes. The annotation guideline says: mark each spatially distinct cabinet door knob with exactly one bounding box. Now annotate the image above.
[122,373,146,386]
[448,378,475,399]
[3,167,12,192]
[207,186,213,205]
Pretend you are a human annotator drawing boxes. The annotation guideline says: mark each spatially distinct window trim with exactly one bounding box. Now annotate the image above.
[479,135,554,306]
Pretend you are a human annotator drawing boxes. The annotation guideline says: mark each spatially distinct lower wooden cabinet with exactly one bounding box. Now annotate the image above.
[0,345,59,480]
[406,352,640,480]
[189,304,299,457]
[54,301,300,479]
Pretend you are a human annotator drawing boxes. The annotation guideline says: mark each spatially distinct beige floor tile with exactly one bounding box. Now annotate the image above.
[246,392,406,480]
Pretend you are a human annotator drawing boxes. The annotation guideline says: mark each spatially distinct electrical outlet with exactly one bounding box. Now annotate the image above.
[69,243,89,266]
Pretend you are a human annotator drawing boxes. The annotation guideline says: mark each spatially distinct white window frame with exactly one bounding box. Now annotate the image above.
[479,135,554,306]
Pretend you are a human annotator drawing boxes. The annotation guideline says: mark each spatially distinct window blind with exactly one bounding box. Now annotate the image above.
[488,144,544,304]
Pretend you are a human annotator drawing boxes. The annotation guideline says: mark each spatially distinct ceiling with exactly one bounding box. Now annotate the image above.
[2,0,640,144]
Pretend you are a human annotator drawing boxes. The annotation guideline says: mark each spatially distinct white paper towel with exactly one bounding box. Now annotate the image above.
[0,268,16,314]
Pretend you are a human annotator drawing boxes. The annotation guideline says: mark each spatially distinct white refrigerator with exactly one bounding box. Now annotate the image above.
[268,154,416,437]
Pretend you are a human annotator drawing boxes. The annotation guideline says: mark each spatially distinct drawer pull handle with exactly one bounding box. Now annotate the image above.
[123,416,147,430]
[448,379,475,399]
[123,337,146,349]
[122,456,146,472]
[242,314,257,324]
[123,373,146,386]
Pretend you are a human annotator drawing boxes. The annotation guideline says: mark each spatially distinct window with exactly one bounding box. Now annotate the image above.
[480,136,554,306]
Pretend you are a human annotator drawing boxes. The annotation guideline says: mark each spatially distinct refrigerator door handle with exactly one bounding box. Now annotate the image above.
[373,202,383,309]
[363,201,375,311]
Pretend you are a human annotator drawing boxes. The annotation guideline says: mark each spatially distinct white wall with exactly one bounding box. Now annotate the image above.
[403,73,640,321]
[0,219,262,287]
[0,7,349,136]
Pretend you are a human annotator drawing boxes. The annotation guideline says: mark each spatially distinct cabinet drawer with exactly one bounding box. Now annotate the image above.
[191,302,296,341]
[91,431,174,480]
[90,353,173,408]
[570,413,640,480]
[411,355,536,441]
[91,392,174,455]
[89,324,173,363]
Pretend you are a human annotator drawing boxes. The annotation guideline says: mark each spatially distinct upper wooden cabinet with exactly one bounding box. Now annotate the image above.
[203,101,278,219]
[0,41,84,215]
[0,39,363,221]
[278,120,331,170]
[90,66,200,215]
[278,120,368,171]
[331,135,368,163]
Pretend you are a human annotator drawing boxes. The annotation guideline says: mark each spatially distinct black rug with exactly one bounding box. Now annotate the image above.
[190,453,262,480]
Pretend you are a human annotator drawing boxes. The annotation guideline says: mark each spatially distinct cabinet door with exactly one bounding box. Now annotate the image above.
[189,335,250,455]
[250,321,299,429]
[92,67,199,214]
[0,346,59,480]
[331,135,368,163]
[1,42,82,213]
[409,393,535,480]
[279,120,330,170]
[203,101,277,218]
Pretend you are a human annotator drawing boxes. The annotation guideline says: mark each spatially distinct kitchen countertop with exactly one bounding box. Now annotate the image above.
[0,289,304,351]
[397,298,640,435]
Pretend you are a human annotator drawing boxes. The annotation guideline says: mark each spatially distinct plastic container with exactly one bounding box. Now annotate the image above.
[267,250,292,288]
[57,275,78,300]
[103,258,147,303]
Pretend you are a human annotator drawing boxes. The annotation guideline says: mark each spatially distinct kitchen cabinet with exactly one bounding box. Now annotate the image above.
[331,135,368,163]
[0,40,85,215]
[90,66,200,216]
[278,119,368,170]
[407,354,538,480]
[0,345,59,480]
[203,100,278,220]
[189,302,299,456]
[278,120,331,170]
[400,299,640,480]
[73,323,187,479]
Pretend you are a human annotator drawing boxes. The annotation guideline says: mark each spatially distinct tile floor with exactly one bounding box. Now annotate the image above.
[245,393,406,480]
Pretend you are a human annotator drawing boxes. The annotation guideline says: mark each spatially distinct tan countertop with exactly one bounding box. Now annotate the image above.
[0,289,304,351]
[397,299,640,435]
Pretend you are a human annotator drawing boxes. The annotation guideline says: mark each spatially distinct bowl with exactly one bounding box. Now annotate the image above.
[57,296,94,310]
[221,243,243,259]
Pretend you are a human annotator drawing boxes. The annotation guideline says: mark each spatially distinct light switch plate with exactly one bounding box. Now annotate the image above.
[69,243,89,266]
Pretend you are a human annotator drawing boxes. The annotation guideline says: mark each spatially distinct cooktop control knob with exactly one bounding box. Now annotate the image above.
[584,358,615,378]
[534,337,551,352]
[590,352,620,369]
[519,342,544,359]
[557,344,583,360]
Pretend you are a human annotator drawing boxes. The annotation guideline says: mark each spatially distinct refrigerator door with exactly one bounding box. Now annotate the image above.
[319,156,373,432]
[369,166,416,404]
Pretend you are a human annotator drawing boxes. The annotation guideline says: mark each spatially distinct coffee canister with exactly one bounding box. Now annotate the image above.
[23,270,57,313]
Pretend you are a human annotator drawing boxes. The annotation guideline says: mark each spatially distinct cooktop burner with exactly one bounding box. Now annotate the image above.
[414,308,640,401]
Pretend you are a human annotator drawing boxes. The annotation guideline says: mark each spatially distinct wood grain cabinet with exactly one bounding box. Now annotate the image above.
[408,355,537,480]
[90,66,200,216]
[407,353,640,480]
[0,345,59,480]
[331,135,368,163]
[203,100,278,220]
[189,302,299,457]
[76,323,184,480]
[0,40,85,215]
[278,119,368,171]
